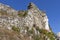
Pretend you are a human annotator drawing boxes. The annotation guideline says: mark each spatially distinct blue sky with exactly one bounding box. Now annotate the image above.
[0,0,60,34]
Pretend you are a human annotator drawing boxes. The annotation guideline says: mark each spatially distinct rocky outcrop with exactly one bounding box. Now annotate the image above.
[0,2,56,40]
[0,2,50,31]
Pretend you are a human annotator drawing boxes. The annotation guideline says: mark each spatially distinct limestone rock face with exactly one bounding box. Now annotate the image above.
[0,2,50,31]
[28,2,50,31]
[0,3,56,40]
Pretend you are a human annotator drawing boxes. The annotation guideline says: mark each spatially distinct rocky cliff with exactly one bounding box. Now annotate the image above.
[0,2,56,40]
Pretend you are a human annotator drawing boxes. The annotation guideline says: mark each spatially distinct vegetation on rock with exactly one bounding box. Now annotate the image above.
[18,10,28,17]
[12,26,20,32]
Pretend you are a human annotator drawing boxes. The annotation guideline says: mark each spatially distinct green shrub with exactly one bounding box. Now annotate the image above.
[35,27,55,40]
[50,37,55,40]
[23,11,28,17]
[18,10,28,17]
[28,29,33,34]
[25,27,29,31]
[33,35,40,40]
[12,26,20,32]
[36,27,42,33]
